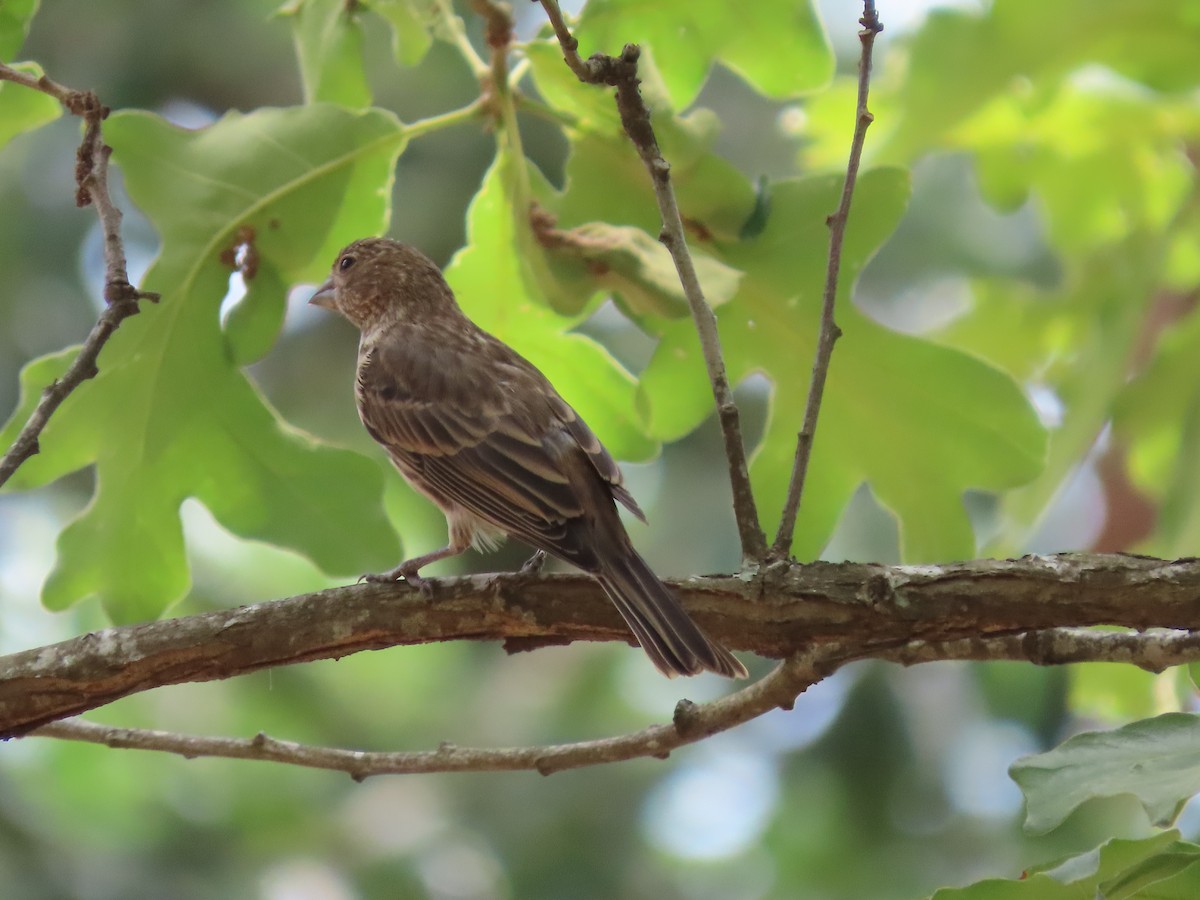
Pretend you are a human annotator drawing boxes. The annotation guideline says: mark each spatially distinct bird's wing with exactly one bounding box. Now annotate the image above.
[356,331,633,566]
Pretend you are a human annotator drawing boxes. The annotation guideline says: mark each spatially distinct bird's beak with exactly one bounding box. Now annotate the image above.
[309,278,336,310]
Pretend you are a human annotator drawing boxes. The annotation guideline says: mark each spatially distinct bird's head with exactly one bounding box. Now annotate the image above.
[309,237,460,333]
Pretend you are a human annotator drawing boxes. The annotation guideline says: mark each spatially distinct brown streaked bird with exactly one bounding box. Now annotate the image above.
[310,237,747,679]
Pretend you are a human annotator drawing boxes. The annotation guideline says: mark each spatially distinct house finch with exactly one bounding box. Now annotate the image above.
[310,237,747,679]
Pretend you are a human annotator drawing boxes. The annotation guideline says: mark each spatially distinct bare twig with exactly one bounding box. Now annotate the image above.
[536,0,768,563]
[771,3,882,559]
[6,553,1200,737]
[32,644,848,777]
[31,623,1200,776]
[0,62,159,488]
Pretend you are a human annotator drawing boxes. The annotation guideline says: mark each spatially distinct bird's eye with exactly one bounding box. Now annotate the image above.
[339,255,356,272]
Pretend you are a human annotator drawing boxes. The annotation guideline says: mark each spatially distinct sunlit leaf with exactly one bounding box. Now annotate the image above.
[278,0,371,107]
[575,0,832,109]
[0,61,59,151]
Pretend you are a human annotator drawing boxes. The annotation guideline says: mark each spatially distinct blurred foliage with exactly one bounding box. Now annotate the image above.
[932,830,1200,899]
[1,0,1199,898]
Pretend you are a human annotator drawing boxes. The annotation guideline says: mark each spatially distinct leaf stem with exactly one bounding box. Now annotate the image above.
[771,2,882,559]
[402,98,485,141]
[432,0,490,79]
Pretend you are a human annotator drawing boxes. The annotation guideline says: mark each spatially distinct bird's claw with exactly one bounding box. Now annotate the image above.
[519,550,547,575]
[359,569,433,597]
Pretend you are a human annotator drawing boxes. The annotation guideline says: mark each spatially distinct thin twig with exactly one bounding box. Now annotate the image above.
[31,645,847,777]
[0,63,159,488]
[536,0,768,563]
[31,623,1200,776]
[771,3,882,559]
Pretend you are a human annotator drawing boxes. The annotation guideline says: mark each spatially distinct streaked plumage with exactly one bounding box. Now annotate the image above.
[310,237,746,679]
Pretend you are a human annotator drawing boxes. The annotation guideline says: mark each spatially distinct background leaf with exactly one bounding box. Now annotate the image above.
[929,832,1199,899]
[0,0,38,59]
[576,0,833,109]
[1011,713,1200,834]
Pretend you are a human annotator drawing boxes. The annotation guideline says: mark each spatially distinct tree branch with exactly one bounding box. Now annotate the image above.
[771,2,882,559]
[536,0,768,563]
[884,626,1200,672]
[30,623,1200,777]
[0,62,159,488]
[6,553,1200,740]
[31,644,848,777]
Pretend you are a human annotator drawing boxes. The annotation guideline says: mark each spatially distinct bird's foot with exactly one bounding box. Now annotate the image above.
[519,550,547,575]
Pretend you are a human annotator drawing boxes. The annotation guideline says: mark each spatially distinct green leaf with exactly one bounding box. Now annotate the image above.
[279,0,371,107]
[444,152,656,464]
[1010,713,1200,834]
[538,221,741,319]
[0,0,38,59]
[575,0,832,109]
[7,104,408,621]
[929,832,1195,899]
[641,170,1046,561]
[369,0,435,66]
[0,61,60,150]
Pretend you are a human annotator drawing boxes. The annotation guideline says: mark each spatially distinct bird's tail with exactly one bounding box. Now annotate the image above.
[595,549,748,679]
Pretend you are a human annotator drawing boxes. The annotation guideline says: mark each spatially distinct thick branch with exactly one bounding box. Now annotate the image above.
[537,1,768,562]
[6,553,1200,739]
[772,2,882,558]
[0,63,159,488]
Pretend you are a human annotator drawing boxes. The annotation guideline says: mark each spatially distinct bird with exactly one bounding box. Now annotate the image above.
[309,237,747,679]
